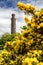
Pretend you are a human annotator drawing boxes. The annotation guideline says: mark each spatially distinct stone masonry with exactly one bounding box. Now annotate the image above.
[11,14,16,34]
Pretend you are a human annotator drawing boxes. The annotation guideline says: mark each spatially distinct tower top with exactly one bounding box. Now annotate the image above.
[12,14,16,19]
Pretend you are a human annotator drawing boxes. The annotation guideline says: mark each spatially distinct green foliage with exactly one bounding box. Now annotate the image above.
[0,32,20,50]
[21,25,27,30]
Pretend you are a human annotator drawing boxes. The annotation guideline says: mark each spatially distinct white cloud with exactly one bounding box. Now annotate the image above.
[0,8,26,35]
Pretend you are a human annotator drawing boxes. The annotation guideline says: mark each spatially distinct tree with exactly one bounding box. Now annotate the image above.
[0,32,20,50]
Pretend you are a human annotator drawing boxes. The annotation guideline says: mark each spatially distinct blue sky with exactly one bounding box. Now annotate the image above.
[0,0,43,35]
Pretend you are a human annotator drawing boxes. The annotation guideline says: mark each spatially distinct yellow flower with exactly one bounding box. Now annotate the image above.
[23,57,32,65]
[17,2,26,10]
[24,16,31,24]
[37,25,40,29]
[31,18,35,23]
[31,23,36,27]
[31,5,36,11]
[39,62,43,65]
[32,57,38,63]
[39,23,43,27]
[0,57,4,63]
[2,49,10,56]
[26,4,31,11]
[10,60,14,64]
[35,11,40,17]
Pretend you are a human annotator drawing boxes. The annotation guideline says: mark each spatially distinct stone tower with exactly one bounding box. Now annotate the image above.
[11,14,16,34]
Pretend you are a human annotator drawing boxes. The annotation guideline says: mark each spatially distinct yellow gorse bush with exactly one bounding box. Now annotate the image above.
[17,2,36,14]
[0,2,43,65]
